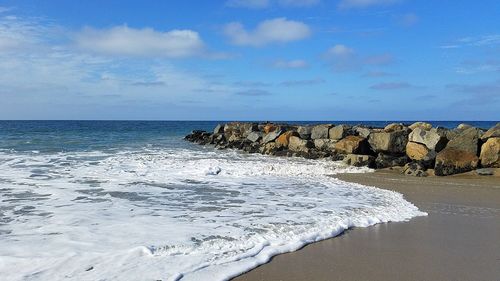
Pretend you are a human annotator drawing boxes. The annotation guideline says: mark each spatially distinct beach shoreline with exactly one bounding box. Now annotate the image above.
[234,170,500,281]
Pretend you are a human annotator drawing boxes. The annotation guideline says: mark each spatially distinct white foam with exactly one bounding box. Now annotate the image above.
[0,147,426,281]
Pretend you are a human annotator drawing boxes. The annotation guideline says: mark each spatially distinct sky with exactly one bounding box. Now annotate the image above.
[0,0,499,120]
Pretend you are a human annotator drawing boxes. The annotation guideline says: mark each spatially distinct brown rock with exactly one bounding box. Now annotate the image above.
[311,124,331,139]
[446,127,481,155]
[368,131,408,154]
[329,125,349,140]
[335,136,369,154]
[313,139,337,152]
[434,147,479,176]
[409,122,432,131]
[275,131,298,148]
[480,137,500,168]
[288,136,313,153]
[481,123,500,140]
[343,154,375,167]
[263,124,279,134]
[406,142,430,161]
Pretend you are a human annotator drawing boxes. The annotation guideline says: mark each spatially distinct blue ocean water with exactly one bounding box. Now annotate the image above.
[0,120,492,280]
[0,120,496,153]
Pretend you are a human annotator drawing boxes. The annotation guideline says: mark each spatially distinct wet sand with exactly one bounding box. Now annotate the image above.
[234,170,500,281]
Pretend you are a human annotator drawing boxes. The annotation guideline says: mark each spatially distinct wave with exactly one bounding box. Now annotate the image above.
[0,147,426,280]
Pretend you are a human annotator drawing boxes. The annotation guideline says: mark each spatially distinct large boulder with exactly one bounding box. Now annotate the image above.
[435,147,479,176]
[353,126,371,138]
[246,131,262,143]
[384,123,405,132]
[334,136,369,154]
[313,139,337,152]
[481,123,500,140]
[409,127,448,151]
[263,124,279,134]
[311,124,331,140]
[368,130,408,154]
[289,136,313,153]
[406,141,429,161]
[409,122,432,131]
[457,123,473,130]
[260,142,278,155]
[297,126,313,139]
[446,127,481,155]
[262,129,282,144]
[343,154,375,167]
[329,125,349,140]
[375,153,409,169]
[480,137,500,168]
[275,131,298,148]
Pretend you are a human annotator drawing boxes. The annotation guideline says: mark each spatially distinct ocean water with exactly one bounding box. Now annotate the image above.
[1,120,488,280]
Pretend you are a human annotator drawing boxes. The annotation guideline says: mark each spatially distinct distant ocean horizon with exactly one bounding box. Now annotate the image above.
[0,119,493,280]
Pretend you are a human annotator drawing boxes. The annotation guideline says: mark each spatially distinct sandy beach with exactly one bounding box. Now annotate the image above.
[235,170,500,281]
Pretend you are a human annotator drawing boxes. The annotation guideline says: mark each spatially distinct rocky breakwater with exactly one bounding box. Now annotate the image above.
[185,122,500,177]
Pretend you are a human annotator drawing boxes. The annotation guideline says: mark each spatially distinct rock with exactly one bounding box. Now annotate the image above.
[446,127,481,155]
[418,150,437,169]
[480,137,500,168]
[329,125,349,140]
[481,123,500,140]
[409,127,448,151]
[406,141,430,161]
[297,126,313,139]
[289,136,313,153]
[403,162,428,177]
[275,131,298,148]
[311,124,331,140]
[241,123,259,137]
[476,168,495,176]
[262,130,282,144]
[263,124,279,134]
[246,131,262,143]
[260,142,277,155]
[409,122,432,131]
[354,126,371,138]
[213,124,224,134]
[343,154,375,167]
[334,136,369,154]
[384,123,405,132]
[314,139,337,152]
[375,153,409,169]
[368,131,408,154]
[457,123,473,130]
[435,147,479,176]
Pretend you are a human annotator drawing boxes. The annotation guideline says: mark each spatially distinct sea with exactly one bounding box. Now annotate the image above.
[0,120,495,280]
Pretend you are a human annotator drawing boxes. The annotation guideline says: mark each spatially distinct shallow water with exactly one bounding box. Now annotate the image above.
[0,121,437,280]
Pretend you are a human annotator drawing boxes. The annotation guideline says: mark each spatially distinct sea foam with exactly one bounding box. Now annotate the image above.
[0,146,426,280]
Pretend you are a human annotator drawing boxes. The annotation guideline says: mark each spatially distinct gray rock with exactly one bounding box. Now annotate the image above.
[409,127,448,151]
[311,124,331,140]
[354,126,371,138]
[213,124,224,134]
[329,125,349,140]
[297,126,313,139]
[409,122,432,131]
[384,123,405,132]
[246,131,262,143]
[368,130,408,154]
[343,154,375,167]
[375,153,409,169]
[476,168,495,176]
[262,130,282,144]
[289,136,313,152]
[481,123,500,140]
[313,139,337,152]
[446,127,481,155]
[457,123,473,130]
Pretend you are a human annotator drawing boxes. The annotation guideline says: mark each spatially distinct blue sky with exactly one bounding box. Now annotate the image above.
[0,0,499,120]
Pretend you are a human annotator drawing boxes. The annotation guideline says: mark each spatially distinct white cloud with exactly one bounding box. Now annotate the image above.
[75,25,205,58]
[338,0,400,9]
[324,44,394,72]
[224,18,311,47]
[272,59,308,68]
[0,6,12,13]
[226,0,270,9]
